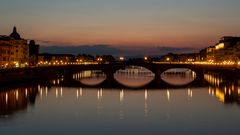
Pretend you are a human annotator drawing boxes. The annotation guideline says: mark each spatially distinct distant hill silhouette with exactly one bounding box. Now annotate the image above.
[40,45,200,57]
[40,45,121,56]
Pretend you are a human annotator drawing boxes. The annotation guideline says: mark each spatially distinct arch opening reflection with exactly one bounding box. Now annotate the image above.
[73,70,106,86]
[114,66,155,88]
[161,68,196,86]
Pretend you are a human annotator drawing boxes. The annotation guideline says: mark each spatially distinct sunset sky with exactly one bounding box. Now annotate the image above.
[0,0,240,48]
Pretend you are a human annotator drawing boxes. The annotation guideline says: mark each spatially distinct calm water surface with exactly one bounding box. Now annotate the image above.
[1,68,240,135]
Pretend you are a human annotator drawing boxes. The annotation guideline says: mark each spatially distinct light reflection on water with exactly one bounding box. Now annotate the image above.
[1,71,240,134]
[73,70,106,86]
[161,68,196,86]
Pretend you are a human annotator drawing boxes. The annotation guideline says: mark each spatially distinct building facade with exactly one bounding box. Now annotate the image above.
[0,27,29,68]
[200,37,240,63]
[0,27,39,68]
[213,37,240,62]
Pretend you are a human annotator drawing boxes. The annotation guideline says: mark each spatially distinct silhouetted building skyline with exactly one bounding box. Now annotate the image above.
[29,40,39,66]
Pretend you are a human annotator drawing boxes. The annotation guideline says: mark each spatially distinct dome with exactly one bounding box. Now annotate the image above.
[10,26,21,40]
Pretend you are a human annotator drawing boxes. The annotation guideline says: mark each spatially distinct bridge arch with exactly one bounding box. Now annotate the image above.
[113,65,155,88]
[61,63,205,88]
[73,70,106,86]
[160,68,196,86]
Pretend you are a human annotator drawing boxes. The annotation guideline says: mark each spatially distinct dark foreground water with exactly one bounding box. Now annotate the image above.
[0,69,240,135]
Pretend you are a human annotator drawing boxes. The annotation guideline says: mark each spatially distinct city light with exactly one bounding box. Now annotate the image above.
[188,59,194,62]
[144,56,148,61]
[5,93,8,104]
[14,62,19,67]
[166,57,170,61]
[119,57,125,61]
[1,2,240,134]
[97,57,103,62]
[215,43,225,50]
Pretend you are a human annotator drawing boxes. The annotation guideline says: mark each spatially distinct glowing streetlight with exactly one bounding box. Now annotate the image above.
[97,57,103,62]
[144,56,148,61]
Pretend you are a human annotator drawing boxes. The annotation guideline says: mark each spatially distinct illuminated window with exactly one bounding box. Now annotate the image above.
[215,43,224,50]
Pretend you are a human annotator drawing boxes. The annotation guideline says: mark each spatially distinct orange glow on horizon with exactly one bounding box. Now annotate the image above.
[35,34,216,48]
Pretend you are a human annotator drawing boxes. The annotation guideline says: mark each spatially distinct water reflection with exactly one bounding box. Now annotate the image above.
[0,87,38,116]
[47,70,240,106]
[114,66,155,88]
[51,77,64,85]
[1,70,240,134]
[2,83,240,118]
[144,90,148,117]
[97,88,103,100]
[205,72,240,104]
[73,70,106,86]
[119,89,124,120]
[204,73,223,87]
[188,88,193,98]
[5,85,237,115]
[76,88,83,99]
[46,70,240,106]
[208,85,240,104]
[161,68,196,86]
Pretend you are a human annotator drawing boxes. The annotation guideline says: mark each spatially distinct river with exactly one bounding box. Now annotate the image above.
[0,67,240,135]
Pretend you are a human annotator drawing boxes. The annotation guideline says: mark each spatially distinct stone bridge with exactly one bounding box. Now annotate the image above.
[0,62,239,89]
[46,62,240,89]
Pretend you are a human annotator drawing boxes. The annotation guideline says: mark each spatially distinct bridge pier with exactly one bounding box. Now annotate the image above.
[63,69,74,83]
[191,69,205,86]
[153,69,163,83]
[150,69,163,86]
[101,69,118,87]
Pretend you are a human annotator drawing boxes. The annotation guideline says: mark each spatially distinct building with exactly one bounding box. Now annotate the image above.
[29,40,40,66]
[200,36,240,62]
[213,36,240,62]
[96,55,115,64]
[178,53,200,62]
[76,54,94,63]
[160,53,200,62]
[0,27,30,68]
[202,46,215,62]
[38,53,75,65]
